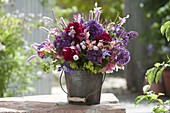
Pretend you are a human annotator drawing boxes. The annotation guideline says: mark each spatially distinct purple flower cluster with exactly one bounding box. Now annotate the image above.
[86,50,102,64]
[87,20,104,40]
[53,38,71,51]
[115,48,130,65]
[115,27,138,47]
[28,3,138,74]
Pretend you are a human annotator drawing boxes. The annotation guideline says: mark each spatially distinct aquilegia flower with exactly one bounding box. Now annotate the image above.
[27,3,138,74]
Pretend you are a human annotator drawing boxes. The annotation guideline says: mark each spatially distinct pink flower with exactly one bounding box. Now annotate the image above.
[36,39,54,58]
[101,62,115,73]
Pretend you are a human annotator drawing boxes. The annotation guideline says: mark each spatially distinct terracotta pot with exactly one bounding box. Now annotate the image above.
[162,67,170,97]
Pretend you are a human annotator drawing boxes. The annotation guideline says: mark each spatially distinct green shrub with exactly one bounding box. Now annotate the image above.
[0,14,39,97]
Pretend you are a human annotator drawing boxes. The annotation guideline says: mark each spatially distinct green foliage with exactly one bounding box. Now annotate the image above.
[135,21,170,113]
[146,67,158,84]
[145,62,168,85]
[41,61,51,73]
[83,61,101,74]
[134,86,170,113]
[142,0,170,63]
[161,21,170,41]
[43,0,123,21]
[0,14,39,97]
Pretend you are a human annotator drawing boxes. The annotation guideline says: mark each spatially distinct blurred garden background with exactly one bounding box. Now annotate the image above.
[0,0,170,112]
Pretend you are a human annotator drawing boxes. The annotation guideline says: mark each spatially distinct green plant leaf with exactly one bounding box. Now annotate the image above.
[161,21,170,35]
[158,93,164,96]
[148,94,158,104]
[157,99,163,104]
[146,67,158,84]
[165,26,170,41]
[134,95,146,105]
[155,67,165,83]
[154,63,161,67]
[153,107,166,113]
[164,99,170,104]
[143,85,151,94]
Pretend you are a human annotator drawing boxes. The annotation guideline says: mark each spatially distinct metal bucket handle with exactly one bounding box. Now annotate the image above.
[59,70,106,103]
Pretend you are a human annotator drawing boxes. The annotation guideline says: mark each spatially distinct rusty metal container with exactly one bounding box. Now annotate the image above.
[64,70,104,105]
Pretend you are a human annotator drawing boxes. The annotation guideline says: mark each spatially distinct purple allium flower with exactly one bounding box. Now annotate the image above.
[86,50,102,64]
[87,20,104,40]
[53,38,71,51]
[127,31,138,39]
[115,48,130,65]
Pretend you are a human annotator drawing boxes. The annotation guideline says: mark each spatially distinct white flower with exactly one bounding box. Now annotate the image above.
[0,42,5,51]
[93,46,99,50]
[82,45,86,50]
[76,44,81,52]
[73,55,79,60]
[80,41,85,45]
[118,15,129,26]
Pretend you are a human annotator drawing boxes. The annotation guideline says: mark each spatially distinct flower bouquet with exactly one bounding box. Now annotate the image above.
[27,3,138,105]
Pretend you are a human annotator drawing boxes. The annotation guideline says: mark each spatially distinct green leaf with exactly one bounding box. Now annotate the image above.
[134,95,146,105]
[148,94,158,104]
[153,107,166,113]
[164,99,170,104]
[161,21,170,35]
[154,63,161,67]
[143,85,151,94]
[155,67,165,83]
[146,67,158,84]
[157,99,163,104]
[158,93,164,96]
[165,26,170,41]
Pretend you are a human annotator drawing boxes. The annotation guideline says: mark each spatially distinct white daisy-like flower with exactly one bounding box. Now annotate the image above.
[73,55,79,61]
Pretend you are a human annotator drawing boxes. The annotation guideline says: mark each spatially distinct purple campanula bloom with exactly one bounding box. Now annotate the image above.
[87,20,104,40]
